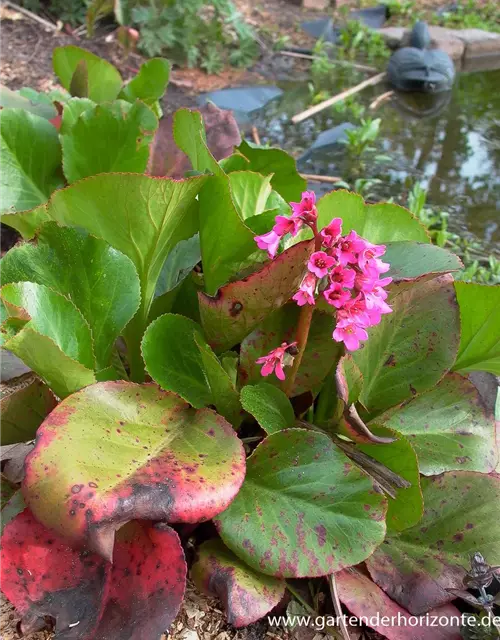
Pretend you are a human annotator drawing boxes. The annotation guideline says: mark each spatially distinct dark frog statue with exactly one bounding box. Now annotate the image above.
[387,21,455,93]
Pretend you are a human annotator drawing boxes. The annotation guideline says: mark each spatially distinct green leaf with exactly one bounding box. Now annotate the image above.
[191,538,285,627]
[199,240,314,352]
[375,373,497,475]
[59,97,96,133]
[239,306,342,396]
[23,381,246,559]
[235,141,306,202]
[384,242,463,282]
[142,314,241,423]
[1,223,141,369]
[120,58,171,105]
[228,172,273,220]
[0,109,63,214]
[142,314,212,408]
[154,234,201,298]
[1,282,96,397]
[356,426,423,533]
[198,175,257,295]
[216,429,387,578]
[173,108,223,176]
[316,191,430,243]
[3,174,206,321]
[1,373,57,445]
[195,334,242,426]
[61,100,158,183]
[353,275,459,415]
[452,282,500,375]
[240,383,295,434]
[53,46,122,102]
[366,472,500,614]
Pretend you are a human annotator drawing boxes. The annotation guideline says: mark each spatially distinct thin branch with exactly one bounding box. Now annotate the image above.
[4,1,57,30]
[300,173,342,184]
[279,50,377,73]
[292,72,387,124]
[251,126,261,146]
[369,89,395,111]
[329,574,351,640]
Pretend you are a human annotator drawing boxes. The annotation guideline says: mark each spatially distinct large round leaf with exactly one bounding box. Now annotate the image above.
[23,381,246,560]
[0,109,63,214]
[1,223,140,370]
[216,429,387,578]
[192,538,285,627]
[384,242,462,282]
[1,510,186,640]
[375,373,497,475]
[316,191,429,243]
[353,275,459,415]
[199,239,314,352]
[366,472,500,615]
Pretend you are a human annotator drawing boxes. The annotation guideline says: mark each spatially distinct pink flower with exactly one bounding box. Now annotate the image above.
[307,251,336,278]
[337,294,371,327]
[320,218,342,248]
[329,265,356,289]
[357,242,387,271]
[273,215,303,237]
[354,271,378,293]
[256,342,298,381]
[254,230,281,259]
[293,273,317,307]
[335,230,367,266]
[332,323,368,351]
[323,284,352,309]
[290,191,317,225]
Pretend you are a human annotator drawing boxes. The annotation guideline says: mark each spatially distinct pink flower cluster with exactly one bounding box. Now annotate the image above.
[254,192,392,363]
[256,342,298,380]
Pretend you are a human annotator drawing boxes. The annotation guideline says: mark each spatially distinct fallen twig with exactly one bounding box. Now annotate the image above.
[279,50,377,74]
[292,72,387,124]
[301,173,342,184]
[369,89,395,111]
[4,0,57,30]
[329,574,351,640]
[251,126,261,146]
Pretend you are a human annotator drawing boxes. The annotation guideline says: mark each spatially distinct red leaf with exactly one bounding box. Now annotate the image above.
[148,103,241,178]
[1,511,186,639]
[336,567,462,640]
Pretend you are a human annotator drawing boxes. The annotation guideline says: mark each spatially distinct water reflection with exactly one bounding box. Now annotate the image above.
[255,68,500,253]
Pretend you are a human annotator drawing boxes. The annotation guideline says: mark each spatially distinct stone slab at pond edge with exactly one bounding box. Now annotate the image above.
[377,26,500,72]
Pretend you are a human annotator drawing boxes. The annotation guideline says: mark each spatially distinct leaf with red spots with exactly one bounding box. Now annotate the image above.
[353,275,460,416]
[1,510,186,639]
[356,426,423,533]
[198,240,314,353]
[365,471,500,615]
[374,373,497,475]
[215,429,387,578]
[1,509,109,638]
[0,372,57,445]
[23,381,246,560]
[91,520,186,640]
[336,567,462,640]
[238,305,342,396]
[191,539,285,627]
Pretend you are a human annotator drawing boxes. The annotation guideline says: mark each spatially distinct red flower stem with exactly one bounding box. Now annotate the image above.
[283,223,321,397]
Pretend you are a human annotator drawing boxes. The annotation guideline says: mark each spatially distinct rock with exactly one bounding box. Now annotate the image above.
[198,86,283,124]
[456,29,500,71]
[377,26,407,49]
[303,0,330,9]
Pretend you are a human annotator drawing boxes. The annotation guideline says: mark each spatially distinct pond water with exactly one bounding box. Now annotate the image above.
[253,67,500,256]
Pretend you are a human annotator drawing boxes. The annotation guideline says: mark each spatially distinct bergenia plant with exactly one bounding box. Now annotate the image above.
[1,45,500,640]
